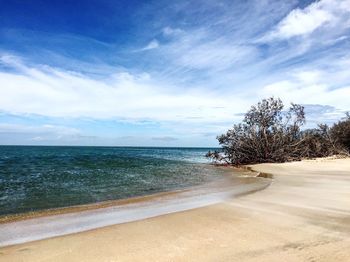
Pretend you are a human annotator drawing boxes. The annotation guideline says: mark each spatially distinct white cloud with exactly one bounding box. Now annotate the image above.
[174,41,255,70]
[140,39,159,51]
[0,123,80,135]
[273,6,332,38]
[159,29,257,71]
[31,136,45,141]
[261,69,350,115]
[1,0,350,138]
[263,0,350,40]
[162,27,183,36]
[0,122,98,144]
[293,70,321,84]
[152,136,178,142]
[0,54,249,125]
[2,0,350,146]
[1,52,349,133]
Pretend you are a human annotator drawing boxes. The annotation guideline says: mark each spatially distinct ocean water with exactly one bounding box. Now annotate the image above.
[0,146,226,216]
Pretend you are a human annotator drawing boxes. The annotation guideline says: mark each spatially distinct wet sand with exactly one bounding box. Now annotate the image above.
[1,158,350,261]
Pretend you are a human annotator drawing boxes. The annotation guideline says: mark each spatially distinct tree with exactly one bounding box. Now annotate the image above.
[299,124,336,158]
[207,98,349,165]
[207,97,306,165]
[329,113,350,153]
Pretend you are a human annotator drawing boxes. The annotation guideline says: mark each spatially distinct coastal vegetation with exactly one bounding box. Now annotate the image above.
[207,97,350,165]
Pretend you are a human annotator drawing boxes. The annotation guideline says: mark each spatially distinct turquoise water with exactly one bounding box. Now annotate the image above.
[0,146,225,216]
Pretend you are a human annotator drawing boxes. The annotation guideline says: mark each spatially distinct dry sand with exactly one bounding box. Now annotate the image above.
[1,158,350,262]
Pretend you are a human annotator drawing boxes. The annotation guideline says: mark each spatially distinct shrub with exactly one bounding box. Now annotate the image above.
[207,97,306,165]
[207,98,349,165]
[299,124,336,158]
[329,113,350,153]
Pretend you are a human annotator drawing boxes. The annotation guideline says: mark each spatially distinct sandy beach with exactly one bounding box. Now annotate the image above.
[1,158,350,261]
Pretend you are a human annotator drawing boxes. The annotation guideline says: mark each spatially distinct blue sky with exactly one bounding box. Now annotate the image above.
[0,0,350,146]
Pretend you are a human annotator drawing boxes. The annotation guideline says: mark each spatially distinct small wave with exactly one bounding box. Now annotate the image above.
[0,171,271,247]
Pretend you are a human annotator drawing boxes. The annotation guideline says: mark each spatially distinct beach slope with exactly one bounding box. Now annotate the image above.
[1,158,350,261]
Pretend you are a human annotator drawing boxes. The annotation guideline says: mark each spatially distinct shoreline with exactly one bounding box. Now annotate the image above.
[1,158,349,261]
[0,165,263,224]
[0,189,188,224]
[0,167,271,247]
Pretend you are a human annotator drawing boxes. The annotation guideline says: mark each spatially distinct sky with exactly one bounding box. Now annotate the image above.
[0,0,350,147]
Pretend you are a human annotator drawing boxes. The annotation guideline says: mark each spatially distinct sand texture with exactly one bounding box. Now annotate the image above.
[1,158,350,262]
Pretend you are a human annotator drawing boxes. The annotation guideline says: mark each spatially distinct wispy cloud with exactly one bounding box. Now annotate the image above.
[152,136,178,142]
[0,122,83,144]
[139,39,159,51]
[0,123,80,135]
[0,54,246,124]
[1,0,350,146]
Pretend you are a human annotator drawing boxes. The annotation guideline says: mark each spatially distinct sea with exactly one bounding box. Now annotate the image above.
[0,146,226,216]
